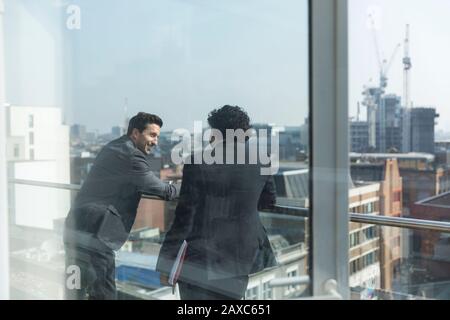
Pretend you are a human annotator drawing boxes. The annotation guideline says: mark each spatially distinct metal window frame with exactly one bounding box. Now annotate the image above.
[0,0,9,300]
[310,0,349,299]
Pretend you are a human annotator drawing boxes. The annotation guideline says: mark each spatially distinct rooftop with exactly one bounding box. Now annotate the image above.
[116,251,158,270]
[351,163,385,182]
[350,152,435,162]
[417,192,450,208]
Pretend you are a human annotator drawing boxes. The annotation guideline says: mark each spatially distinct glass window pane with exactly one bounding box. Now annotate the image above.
[3,0,310,300]
[349,0,450,299]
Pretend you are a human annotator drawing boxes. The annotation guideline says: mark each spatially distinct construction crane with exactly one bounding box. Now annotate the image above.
[402,24,412,152]
[368,14,401,92]
[403,24,412,109]
[362,14,401,151]
[357,102,361,121]
[382,43,401,89]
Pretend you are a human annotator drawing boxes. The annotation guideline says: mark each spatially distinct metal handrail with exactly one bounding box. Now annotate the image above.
[8,178,450,233]
[269,275,310,288]
[8,178,164,201]
[349,213,450,233]
[10,179,81,191]
[267,205,309,217]
[273,205,450,233]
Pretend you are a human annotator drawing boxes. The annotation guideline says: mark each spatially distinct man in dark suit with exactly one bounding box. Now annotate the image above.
[156,105,277,300]
[64,112,178,300]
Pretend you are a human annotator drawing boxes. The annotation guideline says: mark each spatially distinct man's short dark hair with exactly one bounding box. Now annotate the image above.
[207,105,251,136]
[127,112,163,135]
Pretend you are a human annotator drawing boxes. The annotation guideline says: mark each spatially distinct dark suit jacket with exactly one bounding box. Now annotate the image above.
[64,135,177,251]
[156,140,277,294]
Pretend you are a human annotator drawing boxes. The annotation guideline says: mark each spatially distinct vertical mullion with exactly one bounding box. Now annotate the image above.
[311,0,349,298]
[335,0,350,299]
[0,0,10,300]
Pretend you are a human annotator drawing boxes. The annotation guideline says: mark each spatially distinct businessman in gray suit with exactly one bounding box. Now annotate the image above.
[64,112,178,300]
[156,105,277,300]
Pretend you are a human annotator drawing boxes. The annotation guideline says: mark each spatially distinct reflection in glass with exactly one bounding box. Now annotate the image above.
[4,0,309,299]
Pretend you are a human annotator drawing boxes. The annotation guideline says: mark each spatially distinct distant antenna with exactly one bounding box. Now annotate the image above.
[402,24,412,153]
[357,102,361,121]
[403,24,412,109]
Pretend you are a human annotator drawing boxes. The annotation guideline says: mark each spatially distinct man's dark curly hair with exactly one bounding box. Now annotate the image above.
[127,112,163,135]
[207,105,251,136]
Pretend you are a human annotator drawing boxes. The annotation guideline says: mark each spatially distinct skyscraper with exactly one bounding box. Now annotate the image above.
[350,121,369,153]
[410,108,439,154]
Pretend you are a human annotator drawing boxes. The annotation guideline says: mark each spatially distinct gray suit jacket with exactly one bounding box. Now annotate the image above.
[64,135,178,251]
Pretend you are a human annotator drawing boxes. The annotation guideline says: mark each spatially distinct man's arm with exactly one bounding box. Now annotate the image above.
[258,175,277,210]
[132,154,178,200]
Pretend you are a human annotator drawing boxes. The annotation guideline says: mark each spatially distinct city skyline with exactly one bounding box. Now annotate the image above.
[349,0,450,131]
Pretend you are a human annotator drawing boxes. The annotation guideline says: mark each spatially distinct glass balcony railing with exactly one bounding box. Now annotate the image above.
[7,178,311,300]
[7,178,450,300]
[349,224,450,300]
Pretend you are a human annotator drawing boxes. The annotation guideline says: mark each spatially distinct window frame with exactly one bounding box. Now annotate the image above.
[310,0,349,298]
[0,0,9,300]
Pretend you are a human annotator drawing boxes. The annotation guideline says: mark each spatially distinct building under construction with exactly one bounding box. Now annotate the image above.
[353,92,438,154]
[351,24,439,154]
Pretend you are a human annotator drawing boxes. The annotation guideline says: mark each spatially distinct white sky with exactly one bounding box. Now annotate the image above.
[5,0,449,132]
[5,0,309,133]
